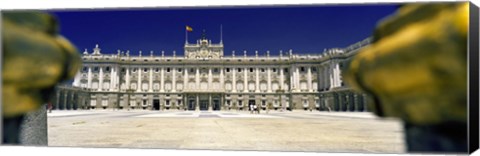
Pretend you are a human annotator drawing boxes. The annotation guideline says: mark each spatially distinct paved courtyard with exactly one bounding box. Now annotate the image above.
[47,110,406,153]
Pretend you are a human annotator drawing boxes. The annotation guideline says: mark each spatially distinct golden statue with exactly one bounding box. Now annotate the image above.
[2,11,81,143]
[344,3,469,152]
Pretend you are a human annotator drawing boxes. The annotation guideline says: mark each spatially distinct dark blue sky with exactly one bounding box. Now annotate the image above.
[51,4,399,56]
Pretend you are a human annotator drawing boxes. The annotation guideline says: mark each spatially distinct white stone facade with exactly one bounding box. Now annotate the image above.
[55,36,372,112]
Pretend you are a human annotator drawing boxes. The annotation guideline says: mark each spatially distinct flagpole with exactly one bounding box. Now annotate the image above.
[185,26,188,44]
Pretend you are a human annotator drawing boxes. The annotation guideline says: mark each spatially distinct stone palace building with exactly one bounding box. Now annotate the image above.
[53,34,371,112]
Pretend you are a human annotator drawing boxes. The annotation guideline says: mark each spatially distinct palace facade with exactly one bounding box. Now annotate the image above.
[53,35,372,112]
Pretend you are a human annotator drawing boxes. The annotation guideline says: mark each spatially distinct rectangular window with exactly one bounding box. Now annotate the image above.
[226,68,230,72]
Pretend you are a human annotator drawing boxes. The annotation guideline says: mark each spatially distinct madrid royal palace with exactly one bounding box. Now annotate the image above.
[53,30,372,112]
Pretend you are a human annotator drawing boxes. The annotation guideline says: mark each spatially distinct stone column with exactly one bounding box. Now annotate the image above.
[267,67,272,92]
[320,66,324,91]
[172,67,176,92]
[115,66,119,91]
[255,67,260,92]
[63,92,68,110]
[220,67,224,89]
[280,67,284,91]
[326,66,330,90]
[232,67,236,92]
[243,67,248,93]
[307,66,312,92]
[208,68,212,90]
[98,67,103,91]
[149,67,153,92]
[160,68,164,92]
[110,66,114,91]
[184,67,188,90]
[126,67,130,90]
[137,67,141,92]
[196,94,199,111]
[289,66,294,92]
[196,68,200,90]
[208,94,212,111]
[353,94,359,112]
[294,67,300,92]
[87,66,92,88]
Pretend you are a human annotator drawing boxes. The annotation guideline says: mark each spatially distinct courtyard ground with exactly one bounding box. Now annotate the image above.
[47,110,406,153]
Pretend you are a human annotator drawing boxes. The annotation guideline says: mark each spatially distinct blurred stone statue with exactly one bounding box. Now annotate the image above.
[2,11,81,144]
[344,3,469,152]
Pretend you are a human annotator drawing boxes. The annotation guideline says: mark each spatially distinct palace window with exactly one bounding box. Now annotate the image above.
[132,68,137,73]
[238,68,242,72]
[262,100,266,106]
[300,67,305,72]
[166,94,170,97]
[249,68,254,72]
[213,68,219,73]
[166,100,170,106]
[93,67,99,72]
[144,68,148,72]
[190,68,194,73]
[272,68,277,72]
[226,68,230,72]
[261,68,265,72]
[312,67,317,72]
[155,68,159,72]
[105,66,110,72]
[284,68,289,73]
[83,67,88,72]
[178,100,182,105]
[166,68,171,72]
[178,68,182,72]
